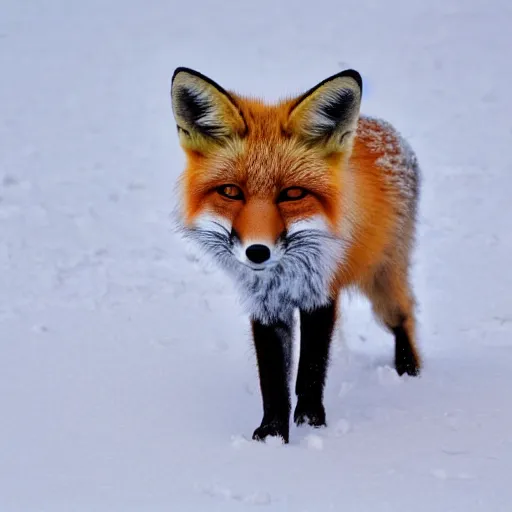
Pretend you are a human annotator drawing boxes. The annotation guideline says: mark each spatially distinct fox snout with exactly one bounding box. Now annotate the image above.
[230,228,285,270]
[228,198,286,269]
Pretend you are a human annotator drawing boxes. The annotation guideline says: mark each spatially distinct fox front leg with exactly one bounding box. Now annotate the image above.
[251,318,293,444]
[294,300,337,427]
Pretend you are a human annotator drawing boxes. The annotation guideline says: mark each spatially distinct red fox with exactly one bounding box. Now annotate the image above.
[170,67,422,443]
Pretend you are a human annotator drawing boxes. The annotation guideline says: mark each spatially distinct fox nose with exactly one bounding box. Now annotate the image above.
[245,244,271,264]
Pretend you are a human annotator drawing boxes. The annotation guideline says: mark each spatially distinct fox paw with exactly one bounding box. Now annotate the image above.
[395,349,421,377]
[393,322,421,377]
[294,398,326,427]
[252,418,289,444]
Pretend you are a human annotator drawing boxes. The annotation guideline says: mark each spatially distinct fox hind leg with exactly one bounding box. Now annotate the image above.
[365,264,421,376]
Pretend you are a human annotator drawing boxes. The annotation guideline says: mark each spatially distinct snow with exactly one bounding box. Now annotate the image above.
[1,0,512,510]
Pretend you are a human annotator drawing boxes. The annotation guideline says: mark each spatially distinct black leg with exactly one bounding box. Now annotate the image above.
[294,300,337,428]
[392,319,420,376]
[251,319,292,443]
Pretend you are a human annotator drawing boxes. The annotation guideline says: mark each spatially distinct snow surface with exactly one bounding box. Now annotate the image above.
[1,0,512,510]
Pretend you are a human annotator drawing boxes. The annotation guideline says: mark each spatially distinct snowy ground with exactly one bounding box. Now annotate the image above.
[1,0,512,510]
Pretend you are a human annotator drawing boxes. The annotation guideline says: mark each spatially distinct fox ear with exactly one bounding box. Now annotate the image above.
[287,70,362,150]
[171,67,246,151]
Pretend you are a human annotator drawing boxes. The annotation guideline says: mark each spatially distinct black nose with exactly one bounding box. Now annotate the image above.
[245,244,271,264]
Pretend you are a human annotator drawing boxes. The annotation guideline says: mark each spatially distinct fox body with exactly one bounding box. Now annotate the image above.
[171,67,421,443]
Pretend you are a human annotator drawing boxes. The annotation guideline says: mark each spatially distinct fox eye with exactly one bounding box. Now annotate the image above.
[217,184,244,200]
[277,187,308,202]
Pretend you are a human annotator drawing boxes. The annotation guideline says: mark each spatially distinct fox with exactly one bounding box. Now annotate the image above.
[170,67,422,444]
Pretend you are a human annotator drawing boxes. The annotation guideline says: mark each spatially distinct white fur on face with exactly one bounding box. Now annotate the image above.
[183,213,344,325]
[287,216,331,235]
[193,213,232,234]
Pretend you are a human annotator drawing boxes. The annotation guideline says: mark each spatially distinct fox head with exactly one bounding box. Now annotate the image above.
[170,67,362,324]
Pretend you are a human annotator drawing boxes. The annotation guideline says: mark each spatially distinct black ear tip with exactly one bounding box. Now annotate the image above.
[339,69,363,91]
[295,69,364,106]
[172,66,200,84]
